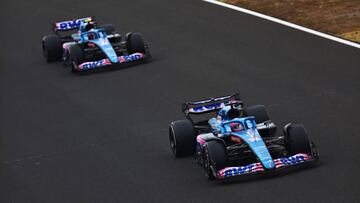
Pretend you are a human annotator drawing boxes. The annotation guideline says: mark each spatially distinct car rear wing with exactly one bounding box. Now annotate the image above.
[182,93,243,115]
[53,17,95,31]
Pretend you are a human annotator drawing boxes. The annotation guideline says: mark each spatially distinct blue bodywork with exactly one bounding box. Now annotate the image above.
[51,17,148,72]
[78,29,119,63]
[219,117,276,170]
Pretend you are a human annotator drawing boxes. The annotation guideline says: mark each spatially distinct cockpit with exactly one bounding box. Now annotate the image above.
[230,122,244,132]
[81,30,106,41]
[228,118,256,133]
[83,31,98,40]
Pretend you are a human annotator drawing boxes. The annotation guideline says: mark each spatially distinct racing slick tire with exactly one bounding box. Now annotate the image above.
[126,32,146,54]
[68,45,85,73]
[100,24,121,43]
[204,140,228,180]
[244,105,270,123]
[169,120,196,157]
[42,35,62,62]
[99,24,116,35]
[244,105,275,136]
[285,124,312,155]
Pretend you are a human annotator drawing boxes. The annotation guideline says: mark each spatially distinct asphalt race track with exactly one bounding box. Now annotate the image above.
[1,0,360,202]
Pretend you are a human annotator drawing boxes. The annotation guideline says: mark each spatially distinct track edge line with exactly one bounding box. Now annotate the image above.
[202,0,360,49]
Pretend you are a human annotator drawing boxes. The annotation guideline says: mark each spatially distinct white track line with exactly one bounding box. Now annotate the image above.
[203,0,360,49]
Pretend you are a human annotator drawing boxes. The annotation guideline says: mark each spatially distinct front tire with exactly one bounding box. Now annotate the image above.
[169,120,196,157]
[42,35,62,62]
[244,105,270,123]
[285,124,312,155]
[68,45,85,73]
[126,32,146,54]
[204,140,228,180]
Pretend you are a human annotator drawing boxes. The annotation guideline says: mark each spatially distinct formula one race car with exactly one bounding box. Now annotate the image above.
[41,17,150,72]
[169,94,319,180]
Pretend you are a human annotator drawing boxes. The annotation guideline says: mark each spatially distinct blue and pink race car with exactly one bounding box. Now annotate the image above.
[42,17,150,72]
[169,94,319,180]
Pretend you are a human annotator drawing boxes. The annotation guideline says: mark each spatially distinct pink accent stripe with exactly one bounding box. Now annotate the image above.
[196,136,206,145]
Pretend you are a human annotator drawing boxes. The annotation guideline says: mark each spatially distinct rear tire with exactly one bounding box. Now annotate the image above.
[285,124,311,155]
[99,24,115,35]
[244,105,270,123]
[169,120,196,157]
[68,45,85,72]
[42,35,62,62]
[126,32,146,54]
[204,141,228,180]
[244,105,275,136]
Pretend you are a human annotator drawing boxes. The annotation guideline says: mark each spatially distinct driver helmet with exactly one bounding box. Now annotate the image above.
[230,122,244,132]
[88,32,96,40]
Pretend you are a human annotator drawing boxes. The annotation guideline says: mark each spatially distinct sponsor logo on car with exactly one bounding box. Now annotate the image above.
[277,153,309,166]
[222,163,264,177]
[118,53,144,63]
[56,17,92,30]
[189,102,228,113]
[78,53,145,70]
[79,59,108,70]
[246,130,261,142]
[218,153,312,178]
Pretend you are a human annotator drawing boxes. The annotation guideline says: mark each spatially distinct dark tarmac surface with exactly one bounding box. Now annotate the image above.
[1,0,359,202]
